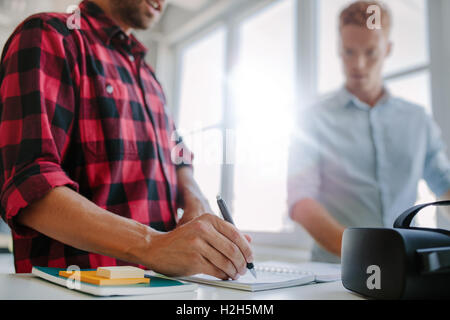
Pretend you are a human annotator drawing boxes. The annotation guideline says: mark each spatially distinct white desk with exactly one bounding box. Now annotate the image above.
[0,273,363,300]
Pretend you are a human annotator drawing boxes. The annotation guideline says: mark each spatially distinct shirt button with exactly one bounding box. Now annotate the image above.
[106,84,114,94]
[129,55,135,62]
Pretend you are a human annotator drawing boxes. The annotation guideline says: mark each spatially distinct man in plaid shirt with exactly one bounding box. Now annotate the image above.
[0,0,253,280]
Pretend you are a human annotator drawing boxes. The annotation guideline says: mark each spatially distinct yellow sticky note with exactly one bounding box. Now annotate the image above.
[96,266,146,279]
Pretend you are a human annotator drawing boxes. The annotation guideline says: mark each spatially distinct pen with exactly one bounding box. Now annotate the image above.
[216,195,257,279]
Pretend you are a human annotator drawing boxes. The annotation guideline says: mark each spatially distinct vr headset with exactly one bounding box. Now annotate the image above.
[341,201,450,300]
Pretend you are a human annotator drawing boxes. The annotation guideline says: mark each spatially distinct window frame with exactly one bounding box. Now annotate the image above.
[167,0,445,248]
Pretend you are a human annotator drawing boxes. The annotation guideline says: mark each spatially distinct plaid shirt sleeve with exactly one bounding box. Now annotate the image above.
[0,17,80,237]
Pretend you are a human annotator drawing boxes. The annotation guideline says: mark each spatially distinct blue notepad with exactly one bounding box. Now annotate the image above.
[32,266,197,297]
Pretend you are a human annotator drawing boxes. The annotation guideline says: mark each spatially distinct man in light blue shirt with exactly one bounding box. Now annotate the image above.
[288,1,450,263]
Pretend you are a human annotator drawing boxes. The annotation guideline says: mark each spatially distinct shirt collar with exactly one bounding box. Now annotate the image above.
[79,0,148,56]
[338,86,392,111]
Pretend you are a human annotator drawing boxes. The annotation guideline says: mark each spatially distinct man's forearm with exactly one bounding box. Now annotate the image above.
[176,167,212,222]
[444,191,450,200]
[438,190,450,217]
[17,186,156,267]
[16,185,254,278]
[290,198,345,257]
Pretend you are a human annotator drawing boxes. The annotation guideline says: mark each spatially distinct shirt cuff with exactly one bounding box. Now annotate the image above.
[1,162,79,238]
[287,172,320,216]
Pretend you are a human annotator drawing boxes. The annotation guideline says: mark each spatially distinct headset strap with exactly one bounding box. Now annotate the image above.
[393,200,450,237]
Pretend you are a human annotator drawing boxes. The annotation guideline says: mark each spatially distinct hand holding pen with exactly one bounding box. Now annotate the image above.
[217,195,257,279]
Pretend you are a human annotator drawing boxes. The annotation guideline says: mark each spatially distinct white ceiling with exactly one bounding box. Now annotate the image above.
[168,0,210,11]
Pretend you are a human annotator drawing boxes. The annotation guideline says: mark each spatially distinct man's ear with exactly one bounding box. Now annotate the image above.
[385,40,393,58]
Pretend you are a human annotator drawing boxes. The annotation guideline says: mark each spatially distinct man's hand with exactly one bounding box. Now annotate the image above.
[177,196,213,226]
[143,214,254,280]
[290,198,345,257]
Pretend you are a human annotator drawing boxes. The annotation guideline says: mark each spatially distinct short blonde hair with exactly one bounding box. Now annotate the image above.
[339,1,392,35]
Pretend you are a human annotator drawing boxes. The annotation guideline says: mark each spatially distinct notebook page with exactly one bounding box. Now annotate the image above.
[192,270,310,285]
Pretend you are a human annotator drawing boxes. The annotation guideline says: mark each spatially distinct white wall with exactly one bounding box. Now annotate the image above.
[0,0,76,49]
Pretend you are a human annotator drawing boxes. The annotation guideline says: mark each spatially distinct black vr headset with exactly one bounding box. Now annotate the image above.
[341,201,450,300]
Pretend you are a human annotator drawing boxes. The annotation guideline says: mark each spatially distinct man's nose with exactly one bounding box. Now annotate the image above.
[355,55,366,69]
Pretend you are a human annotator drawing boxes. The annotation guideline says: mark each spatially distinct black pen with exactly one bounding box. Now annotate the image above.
[216,195,257,279]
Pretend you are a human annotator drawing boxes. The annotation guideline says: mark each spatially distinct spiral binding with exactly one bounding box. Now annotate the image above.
[254,265,313,276]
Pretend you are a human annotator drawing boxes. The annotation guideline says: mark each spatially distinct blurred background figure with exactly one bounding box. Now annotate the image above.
[288,1,450,263]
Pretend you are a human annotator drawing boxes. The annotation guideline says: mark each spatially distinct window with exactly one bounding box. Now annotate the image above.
[176,0,295,232]
[387,71,432,114]
[232,0,296,232]
[177,27,226,207]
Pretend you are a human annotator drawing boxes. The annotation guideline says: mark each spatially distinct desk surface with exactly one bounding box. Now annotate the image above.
[0,273,363,300]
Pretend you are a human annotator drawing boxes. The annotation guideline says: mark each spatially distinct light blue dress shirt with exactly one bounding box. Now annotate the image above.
[288,87,450,263]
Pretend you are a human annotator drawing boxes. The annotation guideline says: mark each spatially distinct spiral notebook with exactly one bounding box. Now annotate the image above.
[179,266,313,292]
[179,261,340,292]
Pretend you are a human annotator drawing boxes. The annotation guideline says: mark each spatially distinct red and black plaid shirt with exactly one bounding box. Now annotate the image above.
[0,0,191,273]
